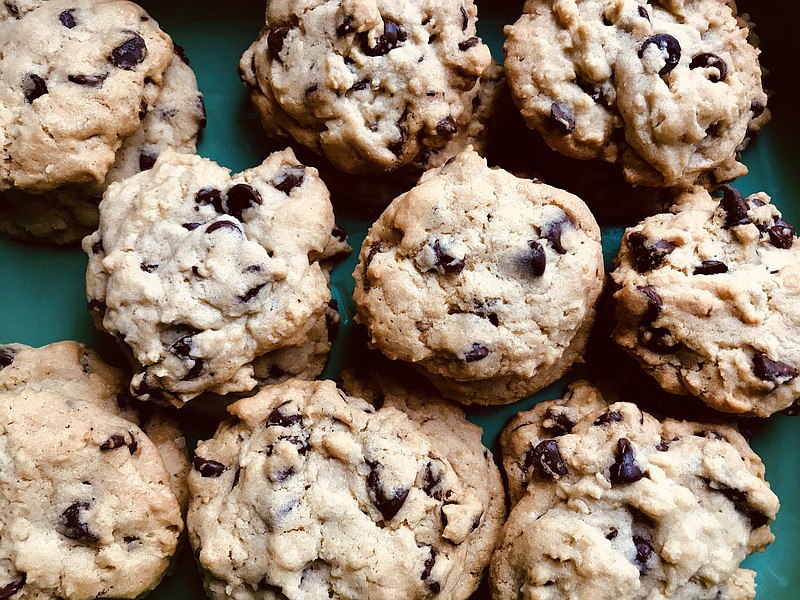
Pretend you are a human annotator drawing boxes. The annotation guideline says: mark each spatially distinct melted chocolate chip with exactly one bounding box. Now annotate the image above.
[59,501,99,544]
[110,34,147,70]
[529,439,568,479]
[422,461,443,501]
[436,116,458,138]
[267,26,291,62]
[753,353,798,382]
[610,438,645,483]
[719,185,751,229]
[225,184,262,221]
[528,240,547,276]
[543,213,574,254]
[68,73,108,87]
[59,9,76,28]
[768,219,796,249]
[693,260,728,275]
[464,343,489,362]
[487,313,500,327]
[361,20,407,56]
[238,283,266,303]
[421,546,439,592]
[139,148,158,171]
[195,186,224,212]
[367,461,409,521]
[689,52,728,82]
[140,262,158,272]
[639,33,681,76]
[206,219,242,235]
[550,102,576,132]
[272,165,305,194]
[388,117,407,156]
[637,285,662,325]
[430,239,465,274]
[627,231,675,273]
[706,480,770,528]
[193,456,226,477]
[633,535,654,572]
[594,411,623,426]
[544,408,575,435]
[0,574,25,599]
[458,36,479,51]
[23,74,48,104]
[266,402,303,428]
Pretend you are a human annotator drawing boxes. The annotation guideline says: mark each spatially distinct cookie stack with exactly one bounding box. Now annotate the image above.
[0,0,796,598]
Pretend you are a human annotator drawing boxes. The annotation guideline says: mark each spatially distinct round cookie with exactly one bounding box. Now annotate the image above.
[0,0,174,193]
[352,147,604,405]
[238,0,498,177]
[611,185,800,417]
[490,385,779,600]
[0,52,206,244]
[187,378,504,600]
[503,0,769,188]
[83,148,347,407]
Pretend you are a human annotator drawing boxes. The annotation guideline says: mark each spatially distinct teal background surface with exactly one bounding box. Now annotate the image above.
[0,1,797,597]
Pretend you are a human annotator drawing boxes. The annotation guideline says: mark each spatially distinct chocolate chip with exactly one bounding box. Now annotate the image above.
[718,185,751,228]
[206,220,242,236]
[487,312,500,327]
[436,116,458,138]
[421,546,440,593]
[195,186,224,212]
[336,16,355,36]
[637,285,662,325]
[528,240,547,276]
[193,456,226,477]
[627,231,675,273]
[550,102,576,132]
[59,8,76,28]
[430,239,465,274]
[544,408,575,435]
[464,343,489,362]
[753,353,798,382]
[183,358,204,380]
[529,439,568,479]
[349,79,369,92]
[166,326,200,358]
[768,219,796,249]
[110,34,147,70]
[59,501,99,544]
[422,461,443,501]
[23,74,48,104]
[637,5,650,20]
[750,99,765,118]
[365,245,381,270]
[332,225,347,242]
[127,435,138,455]
[639,327,679,354]
[367,461,409,521]
[543,213,574,254]
[460,6,469,30]
[266,402,303,428]
[225,184,262,221]
[361,20,407,56]
[0,573,25,599]
[633,535,654,572]
[267,26,291,62]
[639,34,681,76]
[272,165,305,194]
[705,480,770,528]
[99,434,126,451]
[689,52,728,82]
[610,438,645,483]
[139,148,158,171]
[0,347,16,368]
[606,528,618,540]
[182,222,202,231]
[238,283,266,303]
[68,73,108,87]
[594,411,623,426]
[458,36,480,51]
[388,117,407,156]
[693,260,728,275]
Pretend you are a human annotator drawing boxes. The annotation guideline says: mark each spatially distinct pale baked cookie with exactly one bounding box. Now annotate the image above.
[503,0,769,188]
[83,149,347,407]
[612,185,800,417]
[352,147,604,404]
[491,385,779,600]
[0,51,206,244]
[0,0,174,193]
[0,351,185,598]
[238,0,499,177]
[187,378,504,600]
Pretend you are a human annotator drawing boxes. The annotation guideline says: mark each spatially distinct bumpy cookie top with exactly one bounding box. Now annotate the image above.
[83,149,340,406]
[0,386,183,598]
[612,186,800,417]
[491,389,779,600]
[503,0,768,188]
[188,378,503,600]
[353,148,604,403]
[0,0,174,192]
[238,0,496,174]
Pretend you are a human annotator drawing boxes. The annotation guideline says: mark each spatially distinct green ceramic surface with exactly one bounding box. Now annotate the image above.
[0,1,798,598]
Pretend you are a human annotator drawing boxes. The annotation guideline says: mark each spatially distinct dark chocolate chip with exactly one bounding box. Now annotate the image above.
[0,573,25,599]
[606,528,618,540]
[528,240,547,276]
[225,183,262,221]
[689,52,728,82]
[633,535,654,572]
[59,8,76,28]
[361,20,407,56]
[266,402,303,428]
[610,438,645,483]
[637,285,662,325]
[639,327,679,354]
[365,245,381,270]
[388,118,407,156]
[693,260,728,275]
[127,435,138,455]
[422,461,443,501]
[272,165,305,194]
[23,74,48,104]
[68,73,108,87]
[138,148,158,171]
[436,116,458,138]
[206,219,242,234]
[637,5,650,20]
[550,102,576,132]
[349,79,369,92]
[627,231,675,273]
[529,439,568,479]
[367,461,409,521]
[718,185,751,229]
[458,36,479,51]
[487,312,499,327]
[238,283,266,303]
[544,408,575,435]
[337,16,355,36]
[594,411,623,426]
[193,456,226,477]
[0,347,16,368]
[421,546,439,593]
[274,467,295,483]
[195,186,224,212]
[460,6,469,30]
[332,225,347,242]
[753,353,798,382]
[182,222,202,231]
[267,26,291,62]
[166,326,200,358]
[59,501,99,544]
[430,239,465,274]
[543,213,574,254]
[464,343,489,362]
[110,34,147,70]
[639,33,681,76]
[705,479,770,528]
[182,358,204,380]
[100,434,126,451]
[768,219,796,249]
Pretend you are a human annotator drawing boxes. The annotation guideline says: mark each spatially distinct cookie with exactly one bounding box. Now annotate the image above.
[0,51,205,244]
[0,352,185,598]
[352,147,604,404]
[83,148,348,407]
[503,0,769,188]
[611,185,800,417]
[0,0,174,193]
[238,0,499,177]
[187,378,503,599]
[490,382,779,600]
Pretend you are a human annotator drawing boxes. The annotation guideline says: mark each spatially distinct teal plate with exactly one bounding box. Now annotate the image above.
[0,1,798,598]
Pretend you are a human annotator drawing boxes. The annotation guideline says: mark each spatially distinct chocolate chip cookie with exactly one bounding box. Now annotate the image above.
[612,185,800,417]
[352,147,604,404]
[491,381,779,599]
